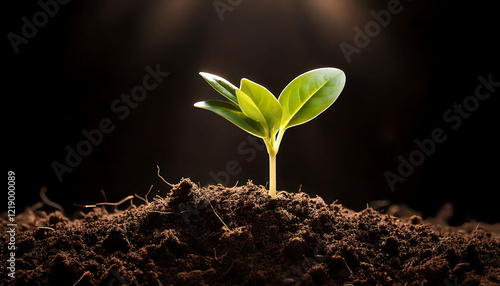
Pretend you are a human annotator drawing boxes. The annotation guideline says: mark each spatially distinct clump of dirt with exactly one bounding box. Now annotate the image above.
[1,179,499,285]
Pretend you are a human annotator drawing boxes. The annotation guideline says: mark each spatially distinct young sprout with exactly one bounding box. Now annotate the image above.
[194,68,346,199]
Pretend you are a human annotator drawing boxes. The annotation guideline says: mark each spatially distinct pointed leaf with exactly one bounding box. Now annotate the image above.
[194,100,266,138]
[279,68,346,130]
[236,78,282,138]
[199,72,239,105]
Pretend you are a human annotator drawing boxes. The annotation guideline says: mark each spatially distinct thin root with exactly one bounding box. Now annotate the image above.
[134,194,147,204]
[157,165,175,187]
[223,260,235,276]
[148,210,174,215]
[302,254,312,268]
[343,257,353,274]
[134,185,153,204]
[209,201,230,231]
[40,187,64,212]
[73,271,91,286]
[145,184,153,203]
[95,195,134,207]
[100,189,108,202]
[29,201,45,211]
[74,195,134,208]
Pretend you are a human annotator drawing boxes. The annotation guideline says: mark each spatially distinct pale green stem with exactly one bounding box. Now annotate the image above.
[264,128,287,200]
[268,149,277,199]
[274,129,286,150]
[264,137,277,199]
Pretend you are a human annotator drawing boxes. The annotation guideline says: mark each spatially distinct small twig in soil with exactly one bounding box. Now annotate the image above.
[100,189,108,202]
[134,194,147,204]
[209,201,231,231]
[135,185,153,204]
[213,248,227,262]
[73,195,134,208]
[40,186,64,212]
[302,254,312,268]
[222,260,235,276]
[38,226,55,231]
[29,201,44,211]
[122,224,132,246]
[94,195,134,207]
[73,271,91,286]
[148,210,174,215]
[145,184,153,203]
[157,165,175,187]
[342,257,353,274]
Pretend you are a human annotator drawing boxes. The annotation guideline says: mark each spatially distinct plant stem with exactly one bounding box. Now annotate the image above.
[265,129,284,199]
[264,137,277,200]
[274,129,285,150]
[268,149,277,199]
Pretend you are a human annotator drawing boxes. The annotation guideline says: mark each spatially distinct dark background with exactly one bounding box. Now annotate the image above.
[4,0,499,223]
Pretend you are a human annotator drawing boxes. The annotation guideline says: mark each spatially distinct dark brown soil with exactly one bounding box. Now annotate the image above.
[1,179,499,285]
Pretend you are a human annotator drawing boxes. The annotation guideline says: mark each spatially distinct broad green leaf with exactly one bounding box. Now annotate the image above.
[194,100,266,138]
[236,78,282,137]
[199,72,239,105]
[278,68,345,130]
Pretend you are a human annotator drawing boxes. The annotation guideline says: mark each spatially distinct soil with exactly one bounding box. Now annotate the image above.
[1,179,499,286]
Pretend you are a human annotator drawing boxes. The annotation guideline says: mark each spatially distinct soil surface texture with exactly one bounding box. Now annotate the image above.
[1,179,499,286]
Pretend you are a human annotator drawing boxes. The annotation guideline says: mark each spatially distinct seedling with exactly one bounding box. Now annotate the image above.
[194,68,346,199]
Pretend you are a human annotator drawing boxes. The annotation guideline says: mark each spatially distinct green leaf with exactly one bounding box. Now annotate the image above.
[194,100,266,138]
[278,68,346,130]
[236,78,282,138]
[199,72,239,105]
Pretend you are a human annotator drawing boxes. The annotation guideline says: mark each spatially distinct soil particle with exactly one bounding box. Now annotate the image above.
[410,215,423,225]
[1,178,499,285]
[382,236,399,256]
[102,226,130,253]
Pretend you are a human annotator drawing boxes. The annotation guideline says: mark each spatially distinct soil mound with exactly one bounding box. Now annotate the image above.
[1,179,499,285]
